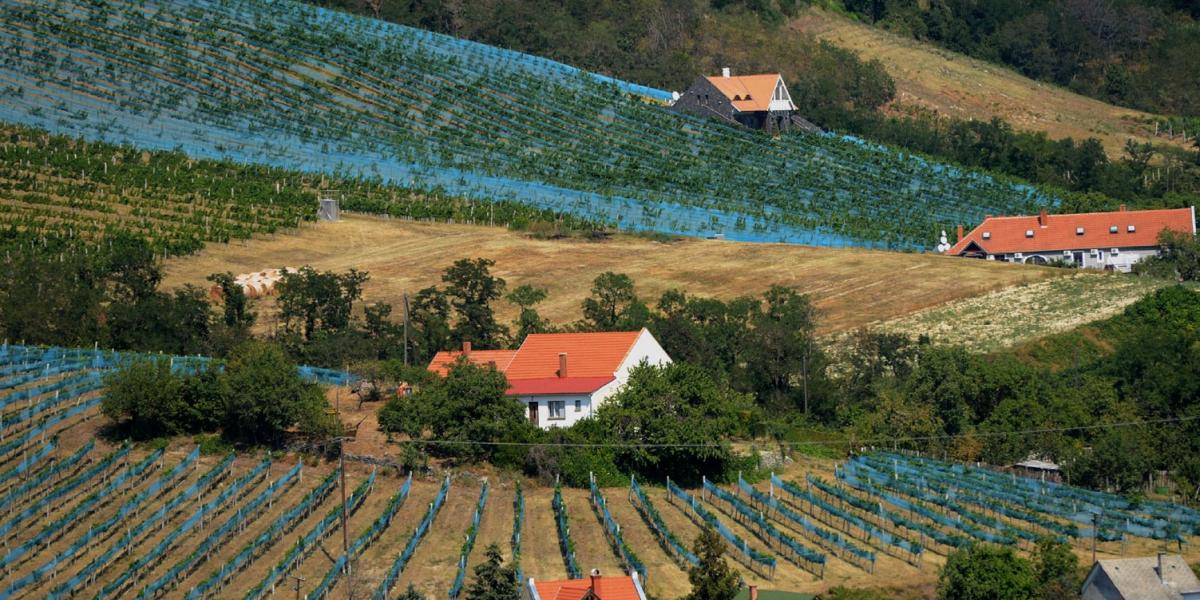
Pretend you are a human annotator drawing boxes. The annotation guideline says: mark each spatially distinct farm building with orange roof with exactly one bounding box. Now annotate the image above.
[946,205,1195,271]
[669,68,818,134]
[427,329,671,429]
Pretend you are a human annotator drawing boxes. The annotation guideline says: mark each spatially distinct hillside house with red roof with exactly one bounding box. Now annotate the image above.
[427,329,671,429]
[528,570,648,600]
[946,206,1195,271]
[670,68,818,134]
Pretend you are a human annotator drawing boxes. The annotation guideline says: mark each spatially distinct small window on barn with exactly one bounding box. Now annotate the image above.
[744,94,752,100]
[1076,227,1085,235]
[1025,229,1034,238]
[982,231,991,239]
[1127,225,1136,233]
[1109,225,1118,233]
[732,95,741,101]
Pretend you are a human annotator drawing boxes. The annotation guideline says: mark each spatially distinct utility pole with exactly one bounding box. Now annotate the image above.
[1092,512,1099,564]
[402,292,410,367]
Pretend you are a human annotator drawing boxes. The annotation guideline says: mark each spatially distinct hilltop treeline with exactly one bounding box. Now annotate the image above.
[841,0,1200,118]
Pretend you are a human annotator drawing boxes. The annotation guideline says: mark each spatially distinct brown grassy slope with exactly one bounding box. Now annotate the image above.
[160,215,1056,337]
[791,9,1185,159]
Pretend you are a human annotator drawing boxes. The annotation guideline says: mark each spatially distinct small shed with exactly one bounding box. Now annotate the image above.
[318,197,340,221]
[1007,457,1062,483]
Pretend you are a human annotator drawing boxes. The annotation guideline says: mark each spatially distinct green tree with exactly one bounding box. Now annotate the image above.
[221,341,340,445]
[506,284,550,344]
[596,362,753,486]
[443,258,508,348]
[744,286,826,414]
[408,286,453,365]
[937,544,1037,600]
[580,272,648,331]
[276,266,369,340]
[101,359,185,439]
[464,543,519,600]
[1031,536,1078,600]
[683,523,740,600]
[378,358,529,461]
[207,272,256,329]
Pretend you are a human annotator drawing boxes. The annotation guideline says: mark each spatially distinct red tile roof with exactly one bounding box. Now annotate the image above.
[426,349,517,377]
[507,376,615,396]
[705,73,786,112]
[503,331,642,380]
[948,207,1195,256]
[534,576,643,600]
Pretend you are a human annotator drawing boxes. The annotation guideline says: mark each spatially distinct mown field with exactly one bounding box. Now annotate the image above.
[2,345,1198,599]
[160,214,1064,336]
[791,9,1184,159]
[870,273,1173,352]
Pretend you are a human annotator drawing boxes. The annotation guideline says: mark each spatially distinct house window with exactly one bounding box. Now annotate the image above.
[574,400,582,413]
[548,401,566,420]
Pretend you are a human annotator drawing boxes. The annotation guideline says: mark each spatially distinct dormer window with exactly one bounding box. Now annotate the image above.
[1127,225,1136,233]
[1109,225,1118,233]
[1025,230,1034,238]
[744,94,752,100]
[733,95,741,101]
[1076,227,1085,235]
[982,232,991,240]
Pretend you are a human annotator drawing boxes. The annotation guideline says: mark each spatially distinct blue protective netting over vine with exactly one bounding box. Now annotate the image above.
[0,0,1060,249]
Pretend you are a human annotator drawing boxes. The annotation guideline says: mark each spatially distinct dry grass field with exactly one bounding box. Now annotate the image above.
[791,9,1183,159]
[161,214,1060,337]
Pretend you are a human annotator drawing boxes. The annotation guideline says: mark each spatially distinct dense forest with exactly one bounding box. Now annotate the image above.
[840,0,1200,117]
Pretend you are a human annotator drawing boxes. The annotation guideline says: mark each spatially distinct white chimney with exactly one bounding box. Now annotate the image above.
[721,67,731,78]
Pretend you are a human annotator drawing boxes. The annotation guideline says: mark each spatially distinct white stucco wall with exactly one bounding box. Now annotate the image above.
[517,393,594,429]
[1001,246,1159,272]
[520,329,673,430]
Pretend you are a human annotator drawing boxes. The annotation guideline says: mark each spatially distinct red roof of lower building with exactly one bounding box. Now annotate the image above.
[503,331,643,380]
[948,206,1194,256]
[534,575,643,600]
[426,349,517,377]
[506,376,615,396]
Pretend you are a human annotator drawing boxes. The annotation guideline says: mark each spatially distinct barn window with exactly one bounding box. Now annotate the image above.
[1076,227,1085,235]
[1109,225,1118,233]
[744,94,752,100]
[1127,225,1136,232]
[1025,229,1034,238]
[982,232,991,239]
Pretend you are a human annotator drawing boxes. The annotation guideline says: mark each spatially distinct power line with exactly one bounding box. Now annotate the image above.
[374,414,1200,450]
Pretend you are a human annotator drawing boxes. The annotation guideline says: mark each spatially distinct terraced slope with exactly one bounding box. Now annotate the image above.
[0,0,1058,249]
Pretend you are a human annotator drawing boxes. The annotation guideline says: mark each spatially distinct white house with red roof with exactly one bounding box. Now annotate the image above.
[427,329,671,429]
[946,205,1195,271]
